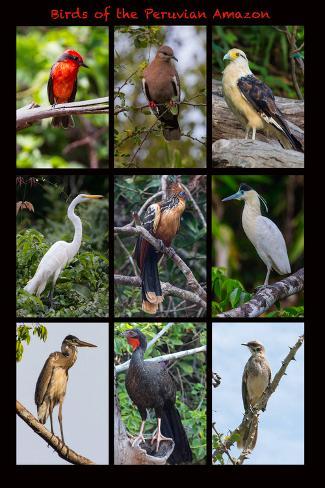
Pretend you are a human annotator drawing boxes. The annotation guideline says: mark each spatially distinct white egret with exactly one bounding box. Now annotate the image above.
[222,183,291,285]
[24,194,103,305]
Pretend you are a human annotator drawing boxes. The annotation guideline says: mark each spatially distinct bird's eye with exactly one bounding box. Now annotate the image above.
[73,56,78,61]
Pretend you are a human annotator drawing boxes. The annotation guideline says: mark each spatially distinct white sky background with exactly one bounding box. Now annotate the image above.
[212,322,304,465]
[115,25,206,139]
[16,323,108,465]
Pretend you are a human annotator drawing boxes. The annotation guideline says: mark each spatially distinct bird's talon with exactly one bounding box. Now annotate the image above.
[131,434,146,447]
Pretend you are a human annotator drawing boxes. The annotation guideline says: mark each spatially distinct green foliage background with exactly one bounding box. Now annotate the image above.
[115,323,207,464]
[16,175,109,317]
[114,26,206,168]
[17,26,108,168]
[114,175,206,317]
[212,26,304,98]
[212,175,304,317]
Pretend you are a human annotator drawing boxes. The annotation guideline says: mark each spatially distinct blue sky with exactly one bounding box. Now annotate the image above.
[16,322,109,465]
[212,322,304,465]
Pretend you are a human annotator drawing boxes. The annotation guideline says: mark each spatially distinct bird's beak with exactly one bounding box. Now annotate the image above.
[84,194,104,199]
[171,55,178,62]
[222,190,242,202]
[80,61,89,68]
[241,343,248,347]
[223,52,231,61]
[76,339,97,348]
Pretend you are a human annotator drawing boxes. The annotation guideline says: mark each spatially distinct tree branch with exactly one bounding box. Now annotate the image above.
[146,322,174,351]
[217,268,304,318]
[212,138,304,169]
[114,274,206,310]
[114,225,207,303]
[16,400,95,465]
[16,97,109,131]
[116,345,206,374]
[213,335,304,464]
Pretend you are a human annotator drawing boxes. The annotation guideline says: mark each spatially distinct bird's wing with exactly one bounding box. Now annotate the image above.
[142,203,161,235]
[142,77,152,103]
[134,203,161,270]
[47,69,55,105]
[69,78,78,103]
[34,352,58,405]
[171,72,180,101]
[36,241,71,274]
[254,216,291,274]
[237,74,299,143]
[242,366,249,411]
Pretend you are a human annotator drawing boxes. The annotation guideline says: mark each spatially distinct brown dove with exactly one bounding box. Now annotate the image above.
[142,45,181,141]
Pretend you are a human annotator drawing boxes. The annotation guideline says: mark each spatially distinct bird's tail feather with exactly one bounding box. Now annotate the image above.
[52,115,74,129]
[237,416,259,451]
[24,268,50,296]
[157,105,181,141]
[141,245,163,314]
[161,403,192,464]
[274,115,303,152]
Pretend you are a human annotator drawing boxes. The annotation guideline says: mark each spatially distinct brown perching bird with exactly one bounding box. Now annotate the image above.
[123,329,192,464]
[35,335,97,444]
[238,340,271,451]
[222,48,303,152]
[142,45,181,141]
[134,181,187,314]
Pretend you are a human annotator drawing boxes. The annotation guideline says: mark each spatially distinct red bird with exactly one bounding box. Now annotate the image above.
[47,49,88,128]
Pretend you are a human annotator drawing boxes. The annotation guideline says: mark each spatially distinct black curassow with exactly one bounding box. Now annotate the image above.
[123,328,193,464]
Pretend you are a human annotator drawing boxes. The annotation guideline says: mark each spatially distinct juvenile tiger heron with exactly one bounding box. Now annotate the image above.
[222,183,291,285]
[35,335,97,444]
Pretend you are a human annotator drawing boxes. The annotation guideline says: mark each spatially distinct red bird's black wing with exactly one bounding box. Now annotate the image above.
[69,79,78,103]
[47,69,54,105]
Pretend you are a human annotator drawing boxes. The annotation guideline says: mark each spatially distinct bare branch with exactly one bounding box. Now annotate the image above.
[16,98,109,131]
[115,274,206,310]
[182,183,207,229]
[16,400,95,465]
[213,138,304,169]
[146,322,175,351]
[217,268,304,318]
[116,345,206,374]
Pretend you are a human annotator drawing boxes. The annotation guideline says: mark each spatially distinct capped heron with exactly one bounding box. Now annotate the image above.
[222,183,291,285]
[35,335,97,444]
[24,193,103,305]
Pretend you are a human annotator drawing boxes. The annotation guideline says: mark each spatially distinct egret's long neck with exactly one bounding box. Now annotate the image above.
[67,200,82,257]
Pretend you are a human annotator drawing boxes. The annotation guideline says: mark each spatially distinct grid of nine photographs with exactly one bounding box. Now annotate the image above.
[16,14,305,469]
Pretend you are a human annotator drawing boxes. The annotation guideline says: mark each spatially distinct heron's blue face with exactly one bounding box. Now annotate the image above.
[222,189,245,202]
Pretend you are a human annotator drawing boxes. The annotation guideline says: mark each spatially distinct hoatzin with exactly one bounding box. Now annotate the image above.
[134,181,187,314]
[123,328,193,464]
